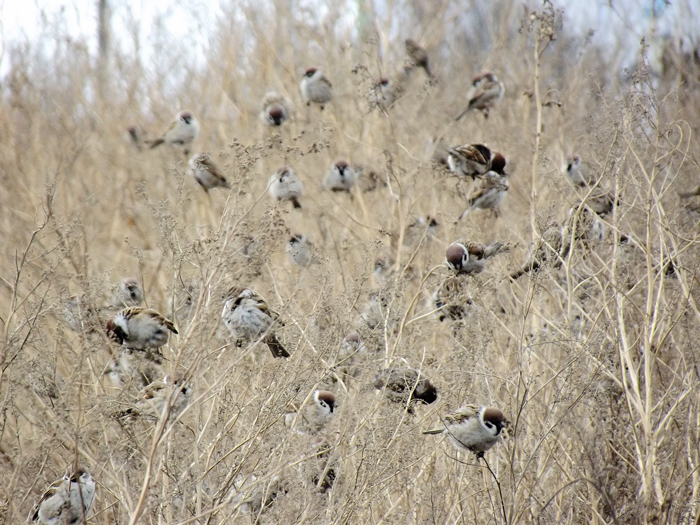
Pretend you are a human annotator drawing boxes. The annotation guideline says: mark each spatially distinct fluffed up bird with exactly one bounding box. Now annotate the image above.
[284,390,336,434]
[374,367,438,407]
[324,160,357,193]
[455,71,504,120]
[269,167,304,208]
[460,171,509,220]
[106,307,178,351]
[260,91,290,127]
[109,277,144,308]
[445,241,509,275]
[424,404,507,457]
[564,154,594,187]
[30,466,96,524]
[148,110,200,154]
[300,68,333,109]
[286,234,314,267]
[221,287,290,358]
[188,153,231,193]
[133,373,193,421]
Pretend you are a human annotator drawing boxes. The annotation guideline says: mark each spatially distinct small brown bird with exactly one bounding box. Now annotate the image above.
[284,390,336,434]
[188,153,231,193]
[148,110,200,155]
[405,38,432,78]
[300,68,333,109]
[324,160,357,193]
[455,71,504,120]
[374,367,438,406]
[445,241,508,275]
[30,466,96,524]
[564,155,594,187]
[509,223,564,280]
[260,91,290,126]
[269,167,304,209]
[424,404,507,457]
[447,143,494,179]
[286,234,314,267]
[106,307,178,351]
[221,287,290,358]
[678,184,700,198]
[109,277,145,308]
[460,171,509,220]
[135,373,193,421]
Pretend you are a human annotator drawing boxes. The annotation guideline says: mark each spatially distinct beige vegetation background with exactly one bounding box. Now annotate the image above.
[1,0,700,522]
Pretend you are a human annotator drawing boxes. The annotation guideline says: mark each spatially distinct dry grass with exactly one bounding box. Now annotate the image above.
[1,0,700,523]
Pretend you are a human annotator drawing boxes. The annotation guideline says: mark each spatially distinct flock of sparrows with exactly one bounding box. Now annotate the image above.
[32,37,635,523]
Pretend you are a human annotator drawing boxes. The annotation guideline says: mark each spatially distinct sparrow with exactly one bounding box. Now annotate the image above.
[455,71,504,120]
[109,277,144,308]
[355,165,387,192]
[260,91,290,126]
[434,276,473,322]
[404,38,432,78]
[332,333,366,380]
[373,77,396,108]
[323,160,357,193]
[459,171,509,220]
[269,166,304,209]
[445,241,508,275]
[231,475,286,517]
[284,390,336,434]
[30,466,96,524]
[286,233,314,267]
[564,155,594,187]
[132,373,193,421]
[373,257,394,285]
[447,143,494,179]
[148,110,200,154]
[105,307,178,351]
[300,68,333,109]
[105,347,165,389]
[509,223,564,280]
[374,367,438,406]
[221,287,290,358]
[423,404,507,457]
[188,153,231,193]
[390,216,439,251]
[561,204,605,251]
[678,184,700,198]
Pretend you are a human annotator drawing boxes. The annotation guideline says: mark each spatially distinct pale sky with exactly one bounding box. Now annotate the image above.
[0,0,697,79]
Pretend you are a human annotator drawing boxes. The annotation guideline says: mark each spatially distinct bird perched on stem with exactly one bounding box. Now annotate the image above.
[188,153,231,193]
[424,404,507,457]
[260,91,290,127]
[221,287,290,358]
[30,466,96,524]
[148,110,200,155]
[106,307,178,351]
[300,68,333,109]
[405,38,432,78]
[269,167,304,209]
[445,241,509,275]
[455,72,504,120]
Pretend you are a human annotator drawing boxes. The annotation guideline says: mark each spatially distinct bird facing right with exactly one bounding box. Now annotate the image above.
[30,466,96,524]
[221,287,290,358]
[423,404,507,457]
[149,110,200,154]
[188,153,231,193]
[455,71,504,120]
